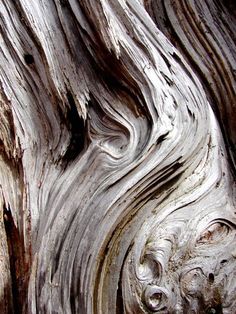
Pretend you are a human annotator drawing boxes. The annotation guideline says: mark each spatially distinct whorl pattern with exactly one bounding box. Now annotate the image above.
[0,0,235,313]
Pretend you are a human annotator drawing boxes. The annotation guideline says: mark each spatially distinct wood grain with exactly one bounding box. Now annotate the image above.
[0,0,235,313]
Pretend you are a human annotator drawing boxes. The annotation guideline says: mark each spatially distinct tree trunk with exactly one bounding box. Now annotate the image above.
[0,1,235,313]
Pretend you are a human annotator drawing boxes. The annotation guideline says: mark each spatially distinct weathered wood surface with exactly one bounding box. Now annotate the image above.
[0,0,235,313]
[145,0,236,170]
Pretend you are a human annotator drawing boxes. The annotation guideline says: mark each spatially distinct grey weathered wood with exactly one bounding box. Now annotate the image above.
[0,0,235,313]
[145,0,236,170]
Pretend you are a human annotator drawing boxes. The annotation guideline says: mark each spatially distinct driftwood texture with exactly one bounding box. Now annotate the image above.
[0,0,235,313]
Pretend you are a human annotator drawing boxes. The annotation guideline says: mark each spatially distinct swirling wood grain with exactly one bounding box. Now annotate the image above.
[0,0,235,313]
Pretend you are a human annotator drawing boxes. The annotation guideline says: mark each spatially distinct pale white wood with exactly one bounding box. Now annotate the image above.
[0,0,235,313]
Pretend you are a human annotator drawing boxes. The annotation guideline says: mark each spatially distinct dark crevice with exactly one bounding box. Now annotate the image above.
[23,53,34,65]
[116,278,124,313]
[59,0,68,7]
[3,203,29,313]
[160,52,172,71]
[156,132,169,145]
[206,302,223,314]
[62,90,86,164]
[208,273,214,284]
[160,71,173,86]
